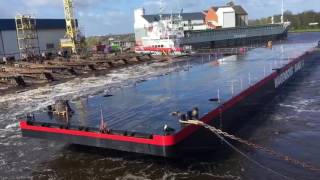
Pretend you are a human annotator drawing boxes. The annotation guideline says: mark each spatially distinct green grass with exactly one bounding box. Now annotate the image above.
[289,28,320,33]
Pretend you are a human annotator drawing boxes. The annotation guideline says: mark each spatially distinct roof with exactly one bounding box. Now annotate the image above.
[211,6,221,11]
[143,12,204,23]
[233,5,248,15]
[0,19,67,31]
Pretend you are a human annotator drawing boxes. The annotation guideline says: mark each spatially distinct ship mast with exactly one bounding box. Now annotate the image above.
[281,0,284,24]
[159,0,164,20]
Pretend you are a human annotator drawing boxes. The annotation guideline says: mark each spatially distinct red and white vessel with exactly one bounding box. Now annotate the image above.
[134,8,185,55]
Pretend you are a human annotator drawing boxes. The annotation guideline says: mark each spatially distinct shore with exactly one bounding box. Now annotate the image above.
[0,53,180,96]
[290,29,320,33]
[0,46,254,96]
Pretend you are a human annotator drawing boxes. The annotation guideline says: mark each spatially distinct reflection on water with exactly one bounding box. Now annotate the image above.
[0,32,320,179]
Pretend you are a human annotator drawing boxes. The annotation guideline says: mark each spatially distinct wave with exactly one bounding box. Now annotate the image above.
[0,63,178,126]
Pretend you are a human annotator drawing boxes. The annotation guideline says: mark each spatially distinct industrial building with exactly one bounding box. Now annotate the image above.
[204,5,248,28]
[0,19,66,60]
[108,34,135,50]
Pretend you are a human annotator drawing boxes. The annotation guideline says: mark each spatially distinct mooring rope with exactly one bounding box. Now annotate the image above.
[180,120,320,177]
[209,126,294,180]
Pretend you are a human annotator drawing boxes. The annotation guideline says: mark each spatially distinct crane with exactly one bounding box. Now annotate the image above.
[60,0,84,55]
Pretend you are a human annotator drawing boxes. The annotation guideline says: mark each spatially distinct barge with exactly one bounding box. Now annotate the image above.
[182,23,290,49]
[20,43,318,157]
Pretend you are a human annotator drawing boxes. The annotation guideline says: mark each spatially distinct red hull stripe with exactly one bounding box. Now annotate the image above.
[135,47,182,52]
[20,51,311,147]
[20,121,176,146]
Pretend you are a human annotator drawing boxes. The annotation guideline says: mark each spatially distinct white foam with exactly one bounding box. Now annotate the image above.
[5,123,19,130]
[0,159,6,166]
[279,104,298,109]
[0,63,178,128]
[116,174,150,180]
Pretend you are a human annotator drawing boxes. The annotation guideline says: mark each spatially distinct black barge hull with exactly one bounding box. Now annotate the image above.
[182,24,290,49]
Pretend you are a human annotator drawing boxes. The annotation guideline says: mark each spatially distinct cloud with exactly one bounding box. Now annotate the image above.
[74,0,101,9]
[142,0,207,13]
[23,0,61,7]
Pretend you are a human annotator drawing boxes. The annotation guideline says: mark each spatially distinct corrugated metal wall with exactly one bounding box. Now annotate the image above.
[0,29,65,59]
[0,30,4,57]
[223,12,235,28]
[37,29,65,52]
[1,31,17,58]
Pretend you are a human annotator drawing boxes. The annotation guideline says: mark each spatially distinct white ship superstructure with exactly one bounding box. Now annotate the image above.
[134,8,185,55]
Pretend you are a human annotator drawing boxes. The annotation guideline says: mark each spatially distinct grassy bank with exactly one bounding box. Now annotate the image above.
[289,29,320,33]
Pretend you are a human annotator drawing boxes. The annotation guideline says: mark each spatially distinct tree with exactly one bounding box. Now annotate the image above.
[249,10,320,30]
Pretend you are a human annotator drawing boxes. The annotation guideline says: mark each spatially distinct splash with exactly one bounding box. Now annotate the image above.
[0,62,178,128]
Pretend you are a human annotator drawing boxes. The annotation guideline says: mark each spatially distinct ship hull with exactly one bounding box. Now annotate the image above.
[182,24,290,49]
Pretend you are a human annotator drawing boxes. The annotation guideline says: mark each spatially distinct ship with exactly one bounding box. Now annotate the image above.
[134,10,185,55]
[19,42,318,157]
[133,3,291,55]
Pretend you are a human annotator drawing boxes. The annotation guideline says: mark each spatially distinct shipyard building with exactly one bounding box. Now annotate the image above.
[0,19,66,60]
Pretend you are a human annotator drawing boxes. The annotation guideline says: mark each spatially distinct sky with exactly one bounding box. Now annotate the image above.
[0,0,319,36]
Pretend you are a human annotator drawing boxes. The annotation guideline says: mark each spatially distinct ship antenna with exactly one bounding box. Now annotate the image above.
[281,0,284,23]
[99,104,107,133]
[177,0,181,18]
[159,0,164,20]
[100,104,104,122]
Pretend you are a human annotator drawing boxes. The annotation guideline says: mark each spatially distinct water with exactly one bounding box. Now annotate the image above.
[1,32,320,179]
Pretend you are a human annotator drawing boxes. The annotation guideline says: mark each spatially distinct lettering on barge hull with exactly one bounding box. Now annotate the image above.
[234,34,247,39]
[275,60,304,88]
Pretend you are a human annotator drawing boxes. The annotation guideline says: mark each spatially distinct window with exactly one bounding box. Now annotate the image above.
[46,43,54,49]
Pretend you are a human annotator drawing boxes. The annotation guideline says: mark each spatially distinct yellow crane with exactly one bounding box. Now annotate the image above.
[60,0,83,54]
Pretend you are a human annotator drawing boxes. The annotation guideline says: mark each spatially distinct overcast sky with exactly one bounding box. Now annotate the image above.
[0,0,319,36]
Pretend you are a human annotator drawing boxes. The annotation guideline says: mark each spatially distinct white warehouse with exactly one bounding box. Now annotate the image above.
[0,19,66,59]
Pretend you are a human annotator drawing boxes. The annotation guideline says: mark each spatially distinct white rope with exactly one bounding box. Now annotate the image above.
[179,120,296,179]
[211,128,294,180]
